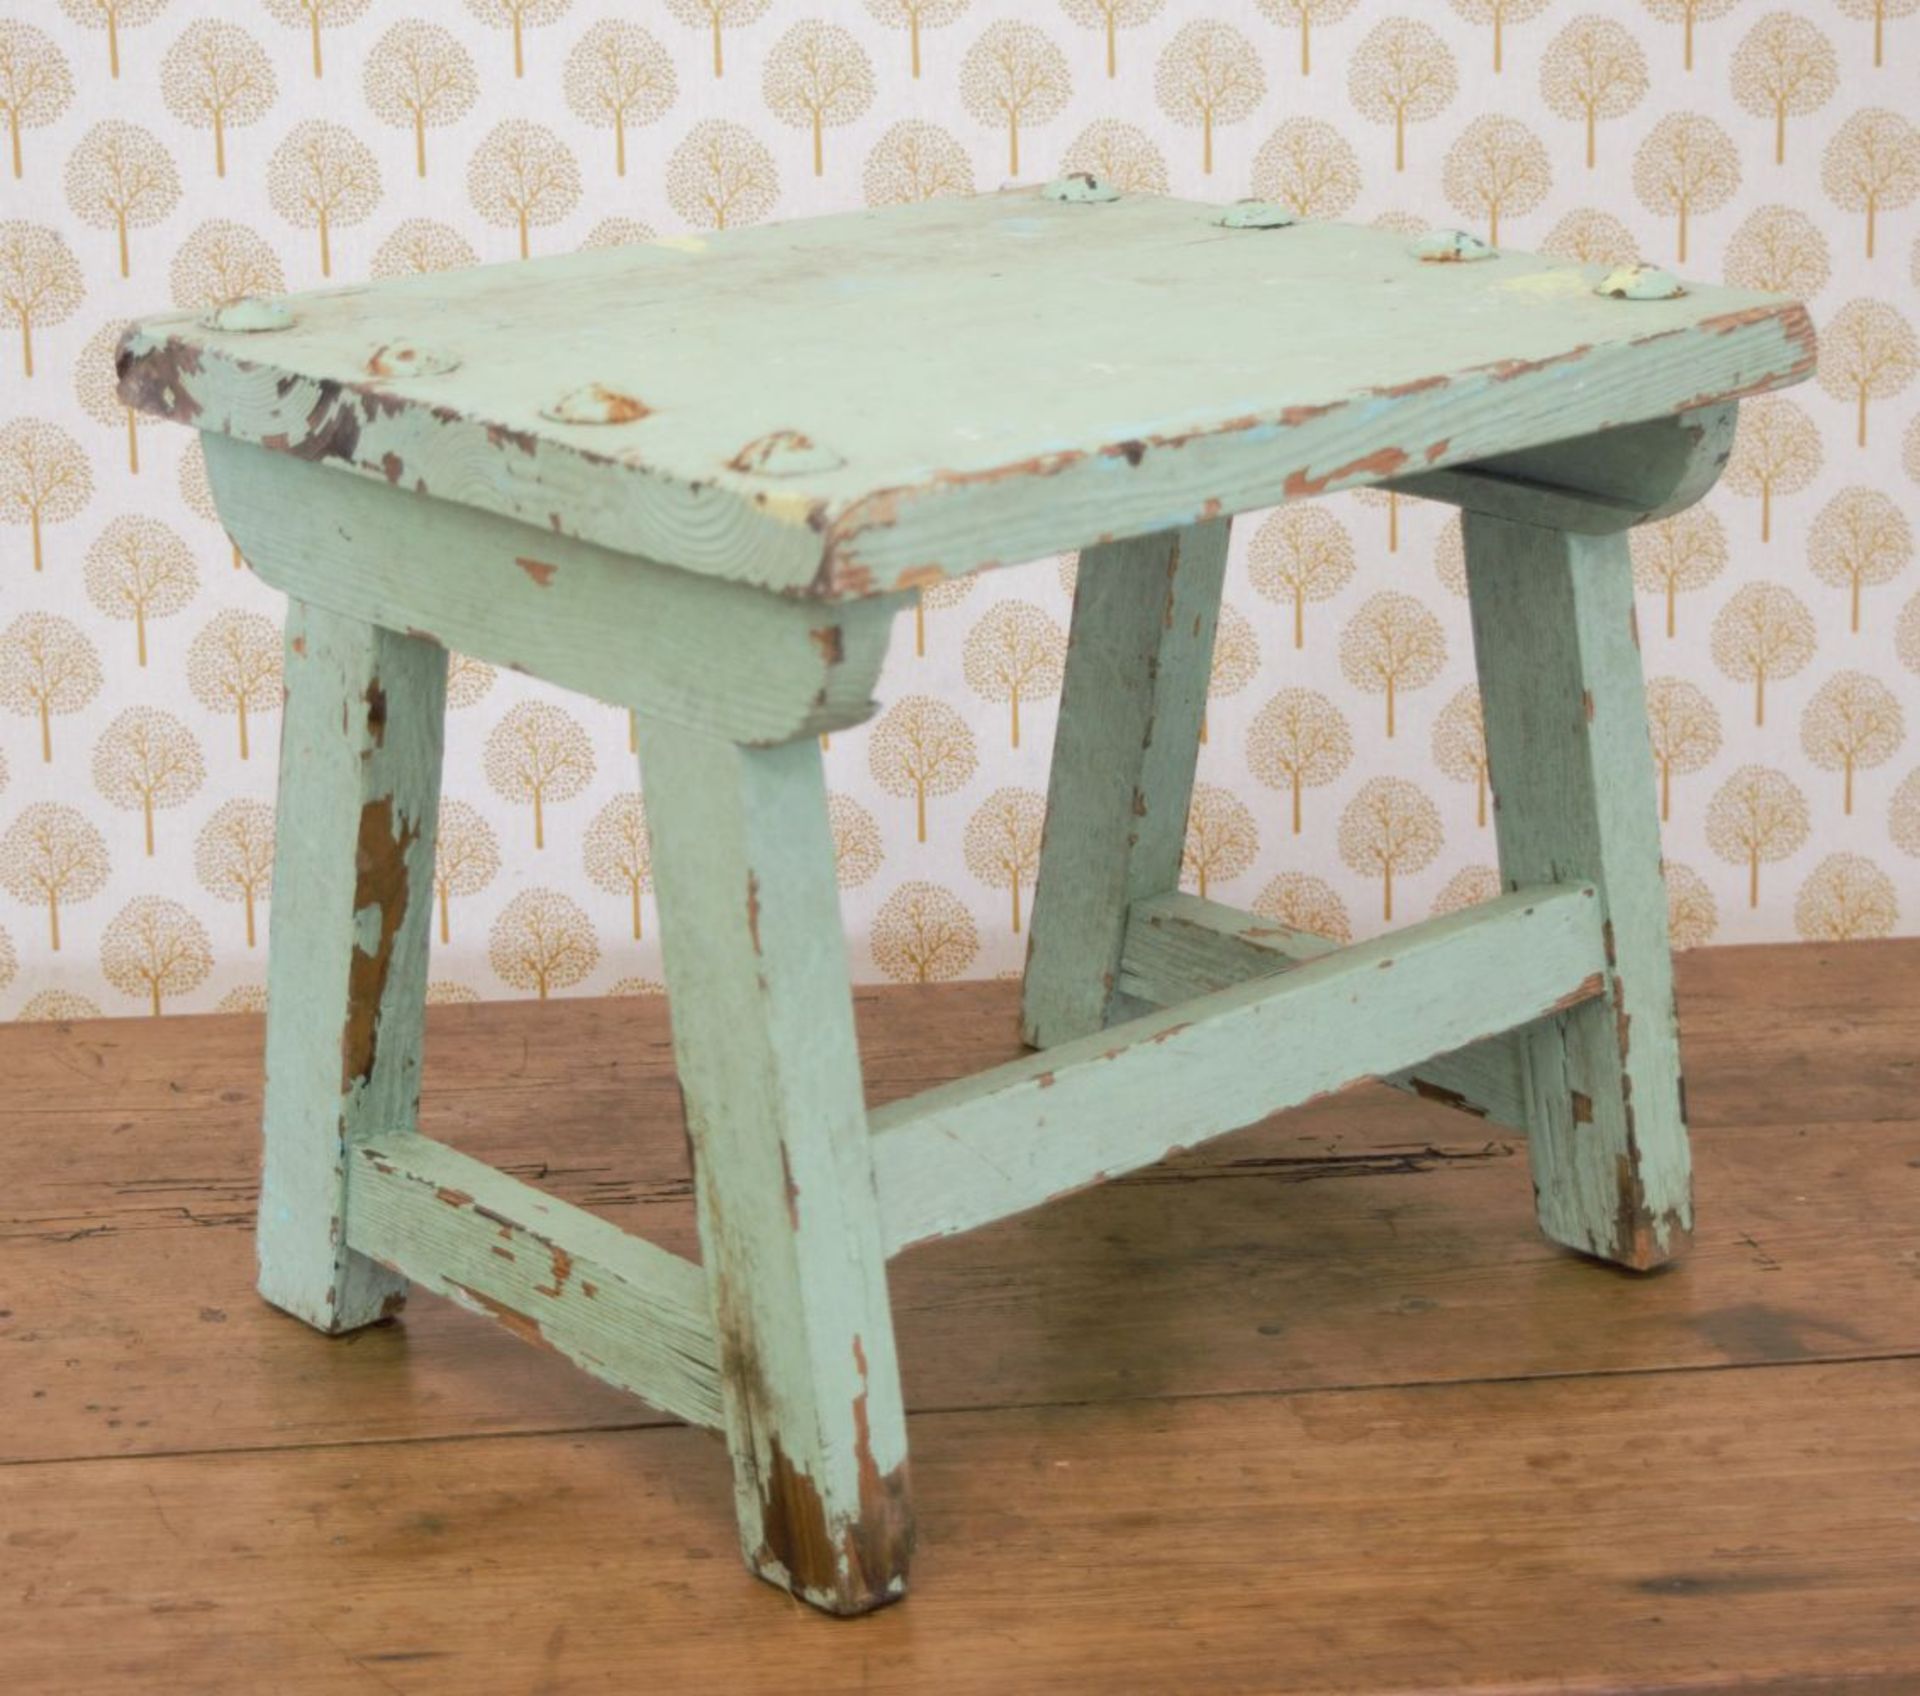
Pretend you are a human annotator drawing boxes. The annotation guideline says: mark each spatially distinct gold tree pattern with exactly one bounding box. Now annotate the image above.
[562,21,672,179]
[665,0,771,78]
[1182,782,1258,900]
[665,120,778,231]
[1540,206,1640,263]
[176,440,226,558]
[1639,0,1741,71]
[1902,591,1920,679]
[1205,601,1259,742]
[366,20,479,179]
[1730,12,1838,165]
[462,0,569,79]
[64,120,180,279]
[1724,394,1822,541]
[468,120,581,260]
[1247,505,1355,647]
[1448,0,1550,73]
[1800,670,1905,813]
[1629,504,1728,637]
[1707,765,1810,907]
[185,610,280,760]
[1339,591,1447,737]
[168,219,284,308]
[1834,0,1917,65]
[583,791,652,939]
[1665,862,1719,950]
[1433,512,1467,595]
[869,694,979,843]
[1,221,84,376]
[1793,853,1897,939]
[1349,18,1458,172]
[18,988,103,1020]
[194,798,274,947]
[0,21,74,181]
[1645,675,1722,820]
[1809,487,1912,632]
[866,0,973,79]
[1817,300,1917,449]
[265,120,379,277]
[961,600,1065,748]
[962,787,1045,931]
[160,21,274,179]
[1247,687,1352,834]
[1632,111,1739,262]
[1431,863,1502,916]
[56,0,170,81]
[83,515,197,666]
[1539,16,1649,168]
[445,651,497,709]
[1254,0,1358,76]
[0,803,107,951]
[1442,115,1551,245]
[489,888,598,999]
[581,217,656,250]
[1724,204,1831,296]
[1431,684,1490,827]
[1710,582,1815,726]
[864,120,975,205]
[1061,120,1169,192]
[0,418,92,572]
[1250,118,1361,218]
[1153,20,1264,176]
[871,880,978,984]
[101,897,210,1015]
[432,798,499,943]
[1338,776,1443,921]
[262,0,370,79]
[763,21,876,178]
[828,792,883,888]
[913,571,975,657]
[1821,108,1919,260]
[370,218,477,278]
[1253,870,1351,942]
[1890,766,1920,859]
[484,700,594,849]
[74,319,150,474]
[959,21,1071,177]
[0,613,101,762]
[93,706,204,856]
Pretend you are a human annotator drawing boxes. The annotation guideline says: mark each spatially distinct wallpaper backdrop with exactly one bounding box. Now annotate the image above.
[0,0,1915,1018]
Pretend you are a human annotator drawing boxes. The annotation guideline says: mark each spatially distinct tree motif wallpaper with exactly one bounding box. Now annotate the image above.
[0,0,1915,1019]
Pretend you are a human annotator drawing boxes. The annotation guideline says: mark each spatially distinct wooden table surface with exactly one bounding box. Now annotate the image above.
[4,938,1917,1693]
[117,190,1814,594]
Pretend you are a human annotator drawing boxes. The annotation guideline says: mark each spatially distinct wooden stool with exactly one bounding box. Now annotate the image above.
[119,187,1814,1617]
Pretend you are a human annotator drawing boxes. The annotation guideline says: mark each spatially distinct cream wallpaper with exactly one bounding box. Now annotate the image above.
[0,0,1914,1017]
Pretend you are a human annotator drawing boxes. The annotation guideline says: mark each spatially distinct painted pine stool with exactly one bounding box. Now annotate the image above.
[117,186,1815,1617]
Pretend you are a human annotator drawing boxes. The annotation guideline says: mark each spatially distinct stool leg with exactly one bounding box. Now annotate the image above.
[1022,519,1232,1046]
[1463,513,1692,1270]
[637,720,911,1616]
[257,601,447,1331]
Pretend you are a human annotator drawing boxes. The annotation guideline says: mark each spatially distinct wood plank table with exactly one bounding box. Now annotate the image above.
[117,182,1816,1617]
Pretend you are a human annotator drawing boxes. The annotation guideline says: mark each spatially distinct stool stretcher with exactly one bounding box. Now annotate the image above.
[871,884,1606,1253]
[347,1130,724,1431]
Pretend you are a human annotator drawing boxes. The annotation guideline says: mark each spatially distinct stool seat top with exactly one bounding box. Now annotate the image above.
[119,186,1814,601]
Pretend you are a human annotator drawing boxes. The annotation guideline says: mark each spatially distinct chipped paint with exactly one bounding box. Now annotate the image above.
[541,383,652,425]
[729,429,845,477]
[514,555,559,587]
[339,794,420,1093]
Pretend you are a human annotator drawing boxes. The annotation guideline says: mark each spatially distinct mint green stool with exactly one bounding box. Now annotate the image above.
[120,185,1814,1615]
